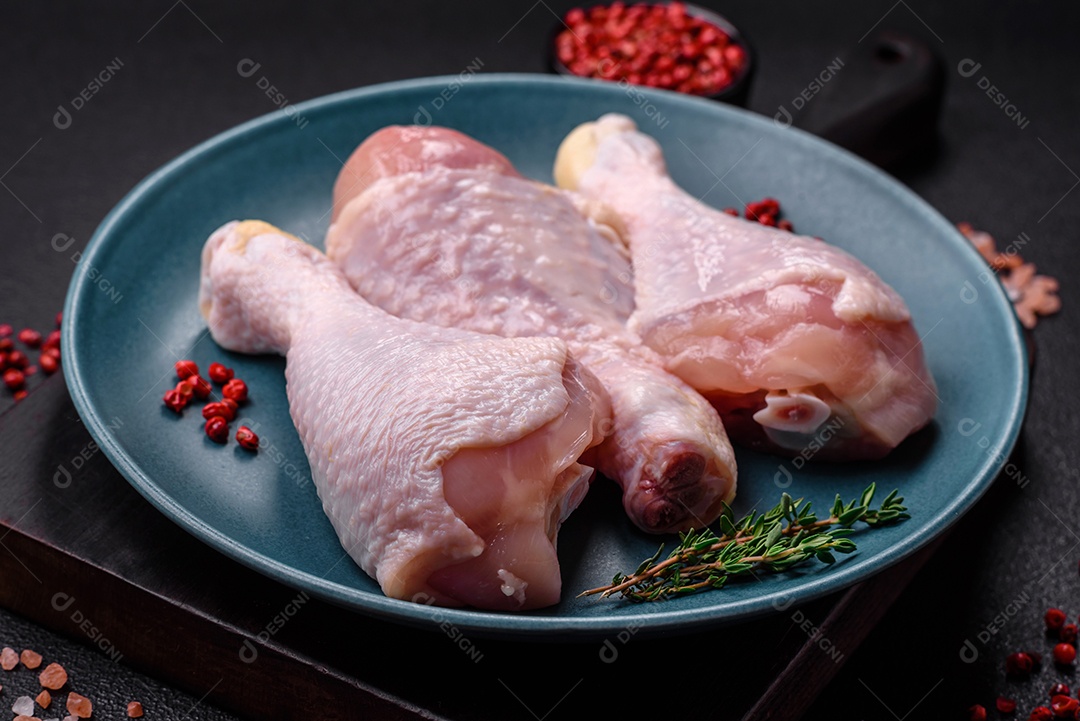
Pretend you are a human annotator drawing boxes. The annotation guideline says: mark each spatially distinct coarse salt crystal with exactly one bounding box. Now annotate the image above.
[39,662,68,690]
[65,692,92,719]
[0,646,18,670]
[13,695,35,716]
[20,649,43,669]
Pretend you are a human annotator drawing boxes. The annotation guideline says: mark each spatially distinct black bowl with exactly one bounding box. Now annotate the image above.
[549,2,755,107]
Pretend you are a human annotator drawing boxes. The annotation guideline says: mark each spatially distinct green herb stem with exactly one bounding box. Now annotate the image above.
[580,483,909,602]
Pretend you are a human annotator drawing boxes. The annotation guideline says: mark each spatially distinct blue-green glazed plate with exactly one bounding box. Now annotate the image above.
[63,74,1028,640]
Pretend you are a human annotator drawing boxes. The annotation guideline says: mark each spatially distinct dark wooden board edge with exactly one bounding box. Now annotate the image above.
[743,537,943,721]
[0,529,435,721]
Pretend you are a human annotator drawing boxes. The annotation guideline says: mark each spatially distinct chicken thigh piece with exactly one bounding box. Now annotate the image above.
[326,126,737,534]
[199,220,610,610]
[555,114,937,460]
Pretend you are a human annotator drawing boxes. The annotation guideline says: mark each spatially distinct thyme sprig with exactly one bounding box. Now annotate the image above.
[581,483,909,602]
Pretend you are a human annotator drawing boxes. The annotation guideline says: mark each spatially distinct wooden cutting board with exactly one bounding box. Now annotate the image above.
[0,375,937,720]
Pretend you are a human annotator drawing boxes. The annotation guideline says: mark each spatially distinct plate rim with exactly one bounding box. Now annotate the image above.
[62,72,1030,639]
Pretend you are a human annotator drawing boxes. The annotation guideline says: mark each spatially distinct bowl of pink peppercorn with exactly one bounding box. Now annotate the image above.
[551,1,754,105]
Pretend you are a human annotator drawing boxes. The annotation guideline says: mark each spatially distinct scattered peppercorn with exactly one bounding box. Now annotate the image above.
[745,197,778,221]
[223,378,248,403]
[734,197,796,233]
[162,389,188,414]
[968,703,987,721]
[1061,624,1078,645]
[205,416,230,444]
[175,379,196,402]
[1054,643,1076,665]
[1050,682,1071,698]
[236,425,259,451]
[163,359,257,447]
[1007,651,1036,677]
[189,375,212,400]
[39,353,58,375]
[8,350,28,369]
[175,359,199,379]
[4,369,25,391]
[42,330,60,352]
[1050,694,1078,716]
[0,324,11,337]
[1029,707,1053,721]
[1046,609,1067,631]
[202,401,237,422]
[208,362,234,384]
[996,697,1017,713]
[17,329,41,349]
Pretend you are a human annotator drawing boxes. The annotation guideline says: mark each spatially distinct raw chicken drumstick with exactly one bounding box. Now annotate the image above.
[326,126,737,534]
[199,220,611,610]
[555,114,937,460]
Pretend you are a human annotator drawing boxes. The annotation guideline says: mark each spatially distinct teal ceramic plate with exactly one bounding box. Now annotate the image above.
[63,74,1028,640]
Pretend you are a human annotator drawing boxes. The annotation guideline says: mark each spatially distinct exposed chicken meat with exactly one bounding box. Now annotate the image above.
[554,114,937,459]
[199,220,610,609]
[331,125,521,222]
[326,126,737,534]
